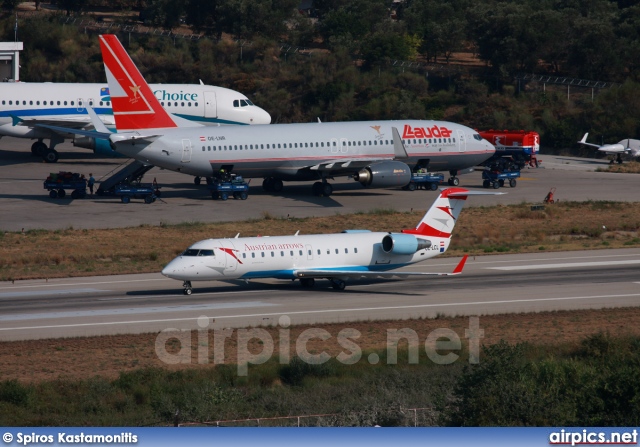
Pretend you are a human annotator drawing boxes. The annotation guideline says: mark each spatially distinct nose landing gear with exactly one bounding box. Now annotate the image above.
[183,281,193,295]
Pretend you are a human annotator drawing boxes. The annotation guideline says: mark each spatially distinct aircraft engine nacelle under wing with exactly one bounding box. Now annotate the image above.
[354,160,411,188]
[73,136,119,157]
[382,233,431,255]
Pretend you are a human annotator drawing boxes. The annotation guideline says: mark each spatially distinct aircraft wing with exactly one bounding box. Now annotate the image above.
[294,255,468,279]
[309,126,410,173]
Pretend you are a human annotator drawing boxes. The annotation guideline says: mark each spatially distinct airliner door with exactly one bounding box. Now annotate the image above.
[457,130,467,152]
[204,91,217,119]
[216,241,238,272]
[181,139,192,163]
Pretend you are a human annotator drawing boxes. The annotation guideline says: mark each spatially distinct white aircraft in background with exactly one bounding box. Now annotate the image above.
[0,80,271,162]
[162,187,502,294]
[51,34,494,196]
[578,133,640,164]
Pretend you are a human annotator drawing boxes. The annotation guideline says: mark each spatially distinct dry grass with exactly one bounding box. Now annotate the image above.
[2,307,639,383]
[2,201,640,281]
[596,161,640,173]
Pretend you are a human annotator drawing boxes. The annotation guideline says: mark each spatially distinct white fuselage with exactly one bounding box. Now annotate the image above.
[116,120,495,179]
[0,82,271,140]
[162,232,447,282]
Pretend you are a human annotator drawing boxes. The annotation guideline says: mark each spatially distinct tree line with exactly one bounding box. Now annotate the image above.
[1,0,640,150]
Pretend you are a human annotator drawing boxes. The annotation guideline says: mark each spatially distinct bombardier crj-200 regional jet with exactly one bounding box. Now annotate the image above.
[67,34,495,196]
[0,80,271,163]
[163,188,502,294]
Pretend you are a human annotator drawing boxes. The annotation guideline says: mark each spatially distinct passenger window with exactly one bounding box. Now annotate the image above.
[354,248,358,253]
[242,253,246,259]
[335,249,339,254]
[299,250,303,256]
[317,249,320,255]
[252,253,255,258]
[290,251,294,256]
[327,249,330,254]
[261,252,265,257]
[281,251,284,256]
[271,252,274,257]
[345,248,348,253]
[29,101,33,105]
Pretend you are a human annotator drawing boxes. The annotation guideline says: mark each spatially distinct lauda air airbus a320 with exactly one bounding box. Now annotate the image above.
[71,34,495,196]
[162,188,502,294]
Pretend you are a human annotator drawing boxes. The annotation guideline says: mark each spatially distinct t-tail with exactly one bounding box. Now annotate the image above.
[99,34,178,131]
[402,188,502,254]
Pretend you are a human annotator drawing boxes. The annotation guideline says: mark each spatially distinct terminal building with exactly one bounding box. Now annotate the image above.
[0,41,23,81]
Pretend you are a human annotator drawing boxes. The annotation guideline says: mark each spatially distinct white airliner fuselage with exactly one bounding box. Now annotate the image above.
[87,34,494,195]
[162,188,497,293]
[0,81,271,161]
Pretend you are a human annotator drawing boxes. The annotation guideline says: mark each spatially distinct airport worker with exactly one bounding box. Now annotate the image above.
[88,173,95,195]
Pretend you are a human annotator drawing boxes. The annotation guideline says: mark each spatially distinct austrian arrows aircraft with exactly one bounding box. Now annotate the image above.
[0,80,270,162]
[578,132,640,164]
[162,187,502,294]
[69,34,494,196]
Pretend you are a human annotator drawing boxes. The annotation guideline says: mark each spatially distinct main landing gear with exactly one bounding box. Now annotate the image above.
[330,279,346,290]
[311,180,333,197]
[447,170,460,186]
[31,140,59,163]
[609,154,624,164]
[183,281,192,295]
[262,177,284,192]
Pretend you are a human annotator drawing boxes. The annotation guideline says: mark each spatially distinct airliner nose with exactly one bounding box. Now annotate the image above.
[161,258,183,279]
[252,107,271,125]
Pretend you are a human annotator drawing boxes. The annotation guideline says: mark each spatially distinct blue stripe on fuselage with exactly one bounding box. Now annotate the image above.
[238,264,411,280]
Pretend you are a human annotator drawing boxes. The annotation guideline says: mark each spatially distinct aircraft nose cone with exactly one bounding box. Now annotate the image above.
[253,107,272,125]
[161,258,184,279]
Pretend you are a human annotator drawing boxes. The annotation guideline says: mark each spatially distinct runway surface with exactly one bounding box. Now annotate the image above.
[0,138,636,231]
[1,248,639,341]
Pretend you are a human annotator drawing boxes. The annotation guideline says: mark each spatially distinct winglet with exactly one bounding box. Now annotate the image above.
[85,105,111,134]
[392,127,409,159]
[10,115,23,126]
[452,255,468,274]
[578,133,589,144]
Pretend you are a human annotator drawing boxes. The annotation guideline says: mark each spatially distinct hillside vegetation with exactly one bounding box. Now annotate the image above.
[1,0,640,153]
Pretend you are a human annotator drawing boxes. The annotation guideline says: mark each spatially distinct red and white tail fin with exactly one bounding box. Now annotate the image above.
[99,34,178,131]
[402,188,503,252]
[402,188,470,240]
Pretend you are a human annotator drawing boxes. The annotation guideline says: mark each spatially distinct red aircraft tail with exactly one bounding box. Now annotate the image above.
[99,34,178,131]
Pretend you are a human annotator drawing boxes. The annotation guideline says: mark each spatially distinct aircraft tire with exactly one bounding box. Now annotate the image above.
[263,178,274,192]
[451,177,460,186]
[31,141,47,157]
[272,179,284,193]
[184,288,192,295]
[43,149,59,163]
[300,278,315,287]
[322,183,333,197]
[331,279,346,290]
[194,176,201,185]
[312,182,323,196]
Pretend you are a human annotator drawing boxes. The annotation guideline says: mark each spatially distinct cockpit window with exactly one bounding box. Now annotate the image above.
[473,134,483,141]
[182,249,214,257]
[233,100,240,107]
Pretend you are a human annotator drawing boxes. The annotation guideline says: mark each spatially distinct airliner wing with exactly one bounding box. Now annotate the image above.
[309,157,393,171]
[294,255,468,279]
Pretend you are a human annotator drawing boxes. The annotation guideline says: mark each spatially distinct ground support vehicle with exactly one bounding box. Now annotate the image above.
[44,172,87,199]
[114,183,158,204]
[482,169,520,189]
[402,173,444,191]
[478,129,540,170]
[208,176,250,200]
